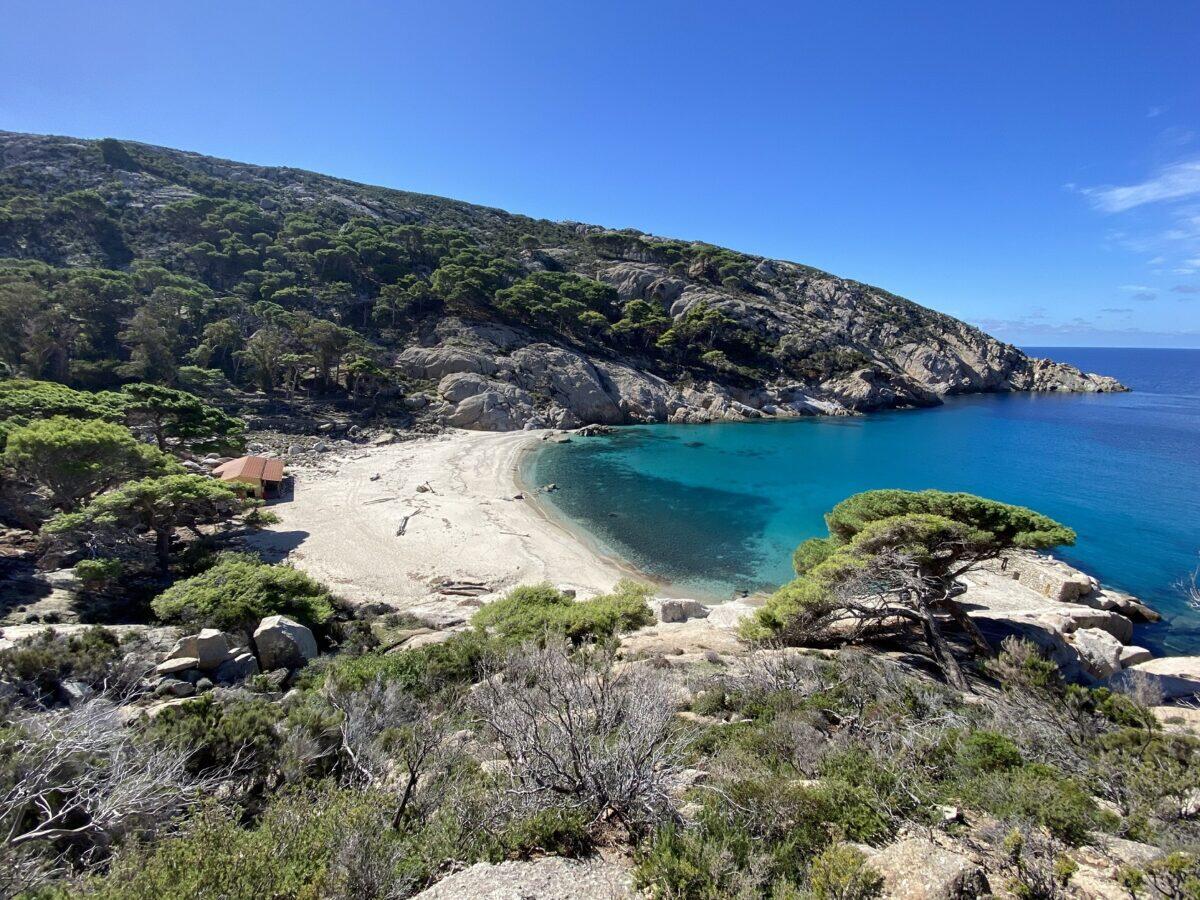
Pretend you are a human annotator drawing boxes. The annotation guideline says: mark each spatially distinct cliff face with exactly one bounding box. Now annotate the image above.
[0,131,1124,429]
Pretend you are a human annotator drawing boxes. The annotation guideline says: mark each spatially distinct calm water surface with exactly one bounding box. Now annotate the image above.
[526,348,1200,654]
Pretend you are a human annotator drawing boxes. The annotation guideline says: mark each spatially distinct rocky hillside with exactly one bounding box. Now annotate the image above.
[0,131,1124,430]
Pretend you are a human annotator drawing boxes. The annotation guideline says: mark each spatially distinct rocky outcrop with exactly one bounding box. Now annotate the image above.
[397,317,1124,432]
[1021,357,1127,393]
[961,553,1154,683]
[411,857,637,899]
[1111,657,1200,702]
[860,837,989,899]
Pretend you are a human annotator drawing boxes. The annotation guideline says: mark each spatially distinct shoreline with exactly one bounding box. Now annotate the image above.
[513,438,686,598]
[245,429,652,611]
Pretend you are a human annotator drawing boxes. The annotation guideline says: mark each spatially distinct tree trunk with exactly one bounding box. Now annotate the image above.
[939,595,993,656]
[155,526,171,573]
[390,770,419,830]
[919,603,971,692]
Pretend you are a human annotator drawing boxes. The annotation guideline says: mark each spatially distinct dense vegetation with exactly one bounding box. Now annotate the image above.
[0,141,764,395]
[0,131,1001,415]
[4,600,1197,897]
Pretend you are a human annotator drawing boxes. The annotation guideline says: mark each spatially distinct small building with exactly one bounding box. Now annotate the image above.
[212,455,285,499]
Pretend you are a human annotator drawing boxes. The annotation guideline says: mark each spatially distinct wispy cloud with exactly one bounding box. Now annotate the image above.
[972,313,1200,346]
[1148,106,1165,119]
[1100,307,1133,314]
[1173,284,1200,295]
[1082,159,1200,212]
[1119,284,1157,301]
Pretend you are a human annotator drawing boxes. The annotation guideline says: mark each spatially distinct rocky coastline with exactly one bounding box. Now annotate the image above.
[396,318,1126,432]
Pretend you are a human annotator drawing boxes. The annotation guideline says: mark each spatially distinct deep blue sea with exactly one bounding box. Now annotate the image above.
[526,348,1200,654]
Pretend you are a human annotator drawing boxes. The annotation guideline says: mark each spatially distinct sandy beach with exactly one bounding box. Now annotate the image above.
[247,430,636,611]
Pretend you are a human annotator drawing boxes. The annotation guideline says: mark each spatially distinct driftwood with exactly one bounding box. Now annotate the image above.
[396,509,420,536]
[433,578,490,597]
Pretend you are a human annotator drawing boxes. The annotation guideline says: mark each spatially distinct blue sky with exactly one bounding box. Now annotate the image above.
[2,1,1198,347]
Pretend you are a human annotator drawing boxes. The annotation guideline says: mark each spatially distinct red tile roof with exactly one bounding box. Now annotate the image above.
[213,455,285,483]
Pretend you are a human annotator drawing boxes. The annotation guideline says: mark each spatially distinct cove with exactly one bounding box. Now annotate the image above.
[525,348,1200,655]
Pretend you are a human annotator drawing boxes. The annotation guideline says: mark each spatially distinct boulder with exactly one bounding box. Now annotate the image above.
[59,680,92,705]
[1112,656,1200,702]
[407,601,471,630]
[1004,552,1095,602]
[194,629,233,671]
[163,633,198,661]
[252,616,318,671]
[1070,627,1124,679]
[411,857,637,899]
[868,837,989,899]
[214,650,260,684]
[1152,705,1200,735]
[1119,645,1154,668]
[259,668,290,691]
[509,344,624,425]
[397,345,500,380]
[155,656,200,676]
[154,678,196,699]
[439,375,538,431]
[402,630,461,650]
[651,598,710,624]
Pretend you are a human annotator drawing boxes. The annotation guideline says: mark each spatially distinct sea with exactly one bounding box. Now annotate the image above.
[524,347,1200,655]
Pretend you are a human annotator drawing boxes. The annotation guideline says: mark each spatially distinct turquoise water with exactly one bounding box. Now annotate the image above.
[526,348,1200,654]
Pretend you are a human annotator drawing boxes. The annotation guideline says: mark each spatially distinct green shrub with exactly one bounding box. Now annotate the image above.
[636,820,803,899]
[316,630,489,695]
[0,626,122,702]
[955,730,1024,774]
[957,763,1099,844]
[636,769,894,898]
[808,844,884,900]
[74,557,123,588]
[495,807,593,859]
[991,637,1062,694]
[141,693,282,776]
[151,552,334,632]
[82,787,415,899]
[472,579,653,646]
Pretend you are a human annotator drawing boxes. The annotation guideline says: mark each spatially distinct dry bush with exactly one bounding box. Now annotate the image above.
[326,677,452,827]
[986,823,1076,900]
[471,637,687,831]
[0,698,230,894]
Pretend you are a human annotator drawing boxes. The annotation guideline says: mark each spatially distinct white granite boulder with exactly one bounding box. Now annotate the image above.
[705,600,757,630]
[1119,645,1154,668]
[194,629,234,670]
[252,615,317,671]
[155,656,200,676]
[1070,627,1125,679]
[411,857,636,899]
